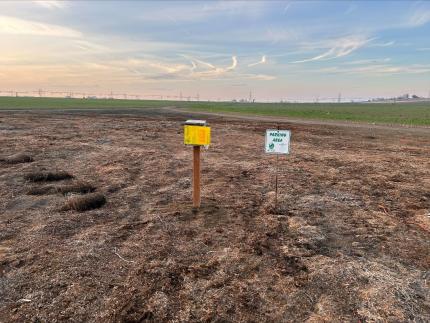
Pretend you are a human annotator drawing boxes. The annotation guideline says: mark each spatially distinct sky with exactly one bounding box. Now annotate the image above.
[0,0,430,101]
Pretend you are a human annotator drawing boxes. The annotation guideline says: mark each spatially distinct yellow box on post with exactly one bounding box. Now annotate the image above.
[184,120,211,146]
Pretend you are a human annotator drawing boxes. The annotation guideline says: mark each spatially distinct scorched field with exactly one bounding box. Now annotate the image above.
[0,108,429,322]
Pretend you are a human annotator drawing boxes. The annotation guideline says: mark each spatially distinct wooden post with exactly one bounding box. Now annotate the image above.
[193,145,201,208]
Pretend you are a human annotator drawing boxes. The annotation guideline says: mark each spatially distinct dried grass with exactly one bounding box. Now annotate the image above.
[1,153,33,164]
[24,171,74,182]
[26,182,96,196]
[57,182,96,195]
[27,186,56,195]
[62,193,106,212]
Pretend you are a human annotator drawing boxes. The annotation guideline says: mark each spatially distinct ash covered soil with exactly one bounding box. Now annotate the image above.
[0,109,429,322]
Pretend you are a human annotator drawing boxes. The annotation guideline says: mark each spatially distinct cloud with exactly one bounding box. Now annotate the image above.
[228,56,237,70]
[266,27,298,43]
[248,55,267,67]
[73,40,109,53]
[345,4,357,15]
[343,58,391,65]
[370,40,395,47]
[0,15,81,37]
[115,55,274,82]
[244,74,275,81]
[190,56,237,78]
[292,36,373,63]
[283,2,292,14]
[408,10,430,27]
[148,61,192,74]
[141,1,264,23]
[183,55,236,72]
[195,59,216,70]
[32,1,67,9]
[313,64,430,75]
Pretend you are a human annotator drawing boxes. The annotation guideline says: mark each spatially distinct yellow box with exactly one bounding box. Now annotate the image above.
[184,125,211,146]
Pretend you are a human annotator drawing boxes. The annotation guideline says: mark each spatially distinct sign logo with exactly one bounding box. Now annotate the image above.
[265,129,291,154]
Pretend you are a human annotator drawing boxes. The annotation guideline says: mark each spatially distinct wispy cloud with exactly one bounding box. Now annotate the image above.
[248,55,266,67]
[292,36,373,63]
[191,55,237,78]
[408,10,430,27]
[0,15,80,37]
[73,40,109,53]
[314,64,430,75]
[343,58,391,65]
[283,2,292,14]
[32,0,67,10]
[370,40,395,47]
[114,55,275,82]
[228,56,238,70]
[266,27,298,44]
[243,73,275,81]
[141,1,264,23]
[345,4,357,15]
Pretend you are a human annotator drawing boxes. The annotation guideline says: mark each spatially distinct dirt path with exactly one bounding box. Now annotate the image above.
[164,106,430,135]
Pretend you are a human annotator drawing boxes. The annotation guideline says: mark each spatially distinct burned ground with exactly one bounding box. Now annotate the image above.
[0,109,429,322]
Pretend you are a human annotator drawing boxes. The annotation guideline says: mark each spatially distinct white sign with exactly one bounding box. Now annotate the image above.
[265,129,291,154]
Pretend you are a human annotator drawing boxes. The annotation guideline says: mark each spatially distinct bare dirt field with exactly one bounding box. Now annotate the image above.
[0,109,429,322]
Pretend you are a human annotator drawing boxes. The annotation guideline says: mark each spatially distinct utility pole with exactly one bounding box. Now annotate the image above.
[180,91,183,101]
[249,90,252,103]
[338,93,342,103]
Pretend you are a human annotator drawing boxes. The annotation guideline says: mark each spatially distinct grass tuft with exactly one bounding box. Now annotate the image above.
[57,182,96,195]
[27,186,56,195]
[62,193,106,212]
[1,153,33,164]
[24,171,74,182]
[26,182,96,195]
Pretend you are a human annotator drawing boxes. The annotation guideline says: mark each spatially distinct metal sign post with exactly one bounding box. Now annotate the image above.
[184,120,211,209]
[275,153,279,209]
[265,127,291,211]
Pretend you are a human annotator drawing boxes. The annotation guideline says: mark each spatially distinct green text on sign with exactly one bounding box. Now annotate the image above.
[265,129,291,154]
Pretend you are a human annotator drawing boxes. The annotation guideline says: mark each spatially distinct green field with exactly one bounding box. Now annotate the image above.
[1,96,429,126]
[0,96,170,110]
[185,101,430,126]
